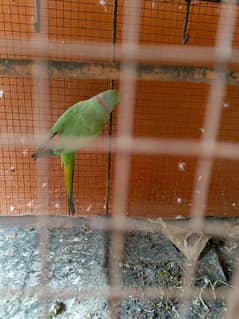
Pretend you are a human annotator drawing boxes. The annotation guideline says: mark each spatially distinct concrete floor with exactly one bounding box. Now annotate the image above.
[0,217,237,319]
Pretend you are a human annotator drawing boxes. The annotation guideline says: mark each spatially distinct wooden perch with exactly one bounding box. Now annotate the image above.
[1,58,239,84]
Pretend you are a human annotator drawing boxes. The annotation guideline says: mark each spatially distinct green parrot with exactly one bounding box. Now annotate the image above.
[32,89,120,215]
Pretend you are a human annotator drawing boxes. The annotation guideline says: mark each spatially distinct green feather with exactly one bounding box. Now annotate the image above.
[61,153,75,215]
[32,89,120,215]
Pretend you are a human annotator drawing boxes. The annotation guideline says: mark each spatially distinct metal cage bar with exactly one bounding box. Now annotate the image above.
[105,0,118,216]
[32,1,50,317]
[0,0,239,318]
[108,1,142,317]
[179,1,238,317]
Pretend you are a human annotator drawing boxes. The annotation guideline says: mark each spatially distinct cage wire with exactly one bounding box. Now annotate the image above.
[1,0,239,318]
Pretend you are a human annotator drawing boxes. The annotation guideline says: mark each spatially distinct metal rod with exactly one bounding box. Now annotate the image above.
[34,0,41,32]
[3,38,239,65]
[0,285,230,303]
[105,0,118,216]
[0,215,239,240]
[108,0,141,317]
[5,134,239,161]
[33,0,49,316]
[182,0,191,44]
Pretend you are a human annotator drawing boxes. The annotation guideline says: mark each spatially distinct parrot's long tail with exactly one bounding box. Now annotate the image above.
[61,153,75,215]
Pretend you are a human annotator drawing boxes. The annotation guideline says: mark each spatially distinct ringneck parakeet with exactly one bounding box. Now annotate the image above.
[32,89,119,215]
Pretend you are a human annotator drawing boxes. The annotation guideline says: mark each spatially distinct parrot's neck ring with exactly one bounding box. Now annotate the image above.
[96,95,110,118]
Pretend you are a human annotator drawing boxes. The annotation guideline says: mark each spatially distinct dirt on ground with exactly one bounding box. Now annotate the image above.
[0,217,237,318]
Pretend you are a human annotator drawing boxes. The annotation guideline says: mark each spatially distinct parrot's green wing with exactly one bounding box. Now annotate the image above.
[32,89,120,215]
[33,89,119,157]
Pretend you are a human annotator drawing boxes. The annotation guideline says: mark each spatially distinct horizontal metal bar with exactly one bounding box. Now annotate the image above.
[0,216,238,240]
[1,59,239,84]
[3,134,239,161]
[0,285,229,302]
[1,39,239,65]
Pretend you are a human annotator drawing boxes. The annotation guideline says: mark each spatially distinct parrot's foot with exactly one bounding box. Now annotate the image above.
[32,149,56,159]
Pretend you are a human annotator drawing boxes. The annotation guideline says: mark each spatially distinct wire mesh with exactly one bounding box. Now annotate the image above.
[1,0,239,318]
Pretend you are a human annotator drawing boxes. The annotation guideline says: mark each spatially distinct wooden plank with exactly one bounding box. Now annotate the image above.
[1,58,239,84]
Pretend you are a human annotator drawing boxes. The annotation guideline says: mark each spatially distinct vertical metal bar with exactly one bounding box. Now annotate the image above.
[104,0,118,215]
[226,264,239,319]
[182,0,191,44]
[110,0,118,67]
[108,0,141,317]
[32,1,49,317]
[34,0,41,33]
[33,64,49,317]
[179,1,237,317]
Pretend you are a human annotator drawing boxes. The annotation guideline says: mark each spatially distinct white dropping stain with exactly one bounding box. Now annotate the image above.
[9,205,15,212]
[61,40,64,43]
[178,162,186,171]
[27,200,33,208]
[41,182,48,188]
[189,202,192,206]
[178,5,182,10]
[232,202,236,207]
[224,102,230,108]
[0,89,4,98]
[99,0,107,12]
[177,197,182,204]
[198,175,202,181]
[200,128,205,134]
[176,215,183,219]
[22,149,28,156]
[55,203,60,209]
[9,166,16,172]
[86,204,92,212]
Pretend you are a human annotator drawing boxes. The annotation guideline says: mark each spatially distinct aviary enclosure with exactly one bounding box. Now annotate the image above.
[1,0,239,318]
